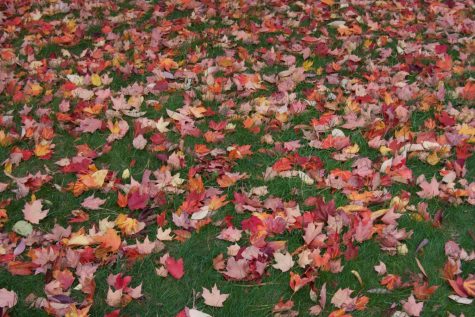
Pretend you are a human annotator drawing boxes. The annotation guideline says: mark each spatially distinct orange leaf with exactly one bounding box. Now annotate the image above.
[117,192,128,208]
[413,281,438,300]
[7,261,36,275]
[217,174,237,188]
[272,157,293,172]
[95,228,121,251]
[381,274,402,290]
[328,309,351,317]
[188,176,205,193]
[436,55,452,71]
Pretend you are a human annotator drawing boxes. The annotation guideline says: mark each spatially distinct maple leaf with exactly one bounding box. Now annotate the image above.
[156,227,174,241]
[217,227,242,242]
[224,258,248,280]
[272,251,295,272]
[417,176,440,199]
[77,118,103,133]
[95,228,121,251]
[0,288,17,309]
[106,288,123,307]
[289,272,315,292]
[381,208,401,225]
[202,284,229,307]
[81,195,106,210]
[413,281,438,300]
[156,117,170,132]
[22,199,49,224]
[115,214,145,235]
[136,237,156,255]
[127,190,149,210]
[353,217,373,243]
[165,256,184,280]
[132,134,147,150]
[381,274,402,290]
[331,288,353,309]
[402,295,424,317]
[303,222,322,245]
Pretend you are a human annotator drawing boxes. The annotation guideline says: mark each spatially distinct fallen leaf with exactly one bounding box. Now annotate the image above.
[81,195,106,210]
[0,288,18,309]
[165,257,184,280]
[202,284,229,307]
[403,295,424,317]
[22,199,49,224]
[272,251,295,272]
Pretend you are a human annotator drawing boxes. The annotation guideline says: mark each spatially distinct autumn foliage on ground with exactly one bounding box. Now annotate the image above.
[0,0,474,316]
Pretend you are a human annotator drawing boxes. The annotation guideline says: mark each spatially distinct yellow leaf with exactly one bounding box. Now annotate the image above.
[108,120,120,134]
[190,106,207,118]
[159,58,178,71]
[68,234,92,246]
[395,126,412,140]
[275,112,288,123]
[303,60,313,71]
[371,208,388,220]
[0,130,13,147]
[115,214,143,235]
[29,83,43,96]
[459,124,475,136]
[91,169,108,187]
[91,74,102,86]
[344,143,360,154]
[384,92,393,105]
[426,151,440,165]
[379,146,391,156]
[321,0,334,5]
[340,204,366,213]
[351,270,364,286]
[34,143,50,157]
[122,169,130,179]
[4,161,12,174]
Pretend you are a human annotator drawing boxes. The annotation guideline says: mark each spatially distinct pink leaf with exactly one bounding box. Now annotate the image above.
[217,227,242,242]
[0,288,17,309]
[224,258,249,280]
[22,199,49,224]
[81,195,106,210]
[272,251,294,272]
[417,176,440,199]
[132,134,147,150]
[202,284,229,307]
[403,295,424,316]
[106,288,123,307]
[331,288,354,308]
[77,118,102,133]
[374,261,387,276]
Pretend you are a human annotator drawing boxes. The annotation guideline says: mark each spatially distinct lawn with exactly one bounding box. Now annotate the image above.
[0,0,474,316]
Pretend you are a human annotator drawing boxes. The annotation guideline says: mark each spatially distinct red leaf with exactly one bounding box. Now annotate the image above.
[165,257,184,280]
[127,191,149,210]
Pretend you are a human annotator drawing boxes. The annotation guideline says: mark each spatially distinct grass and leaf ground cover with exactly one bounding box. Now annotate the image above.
[0,0,474,316]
